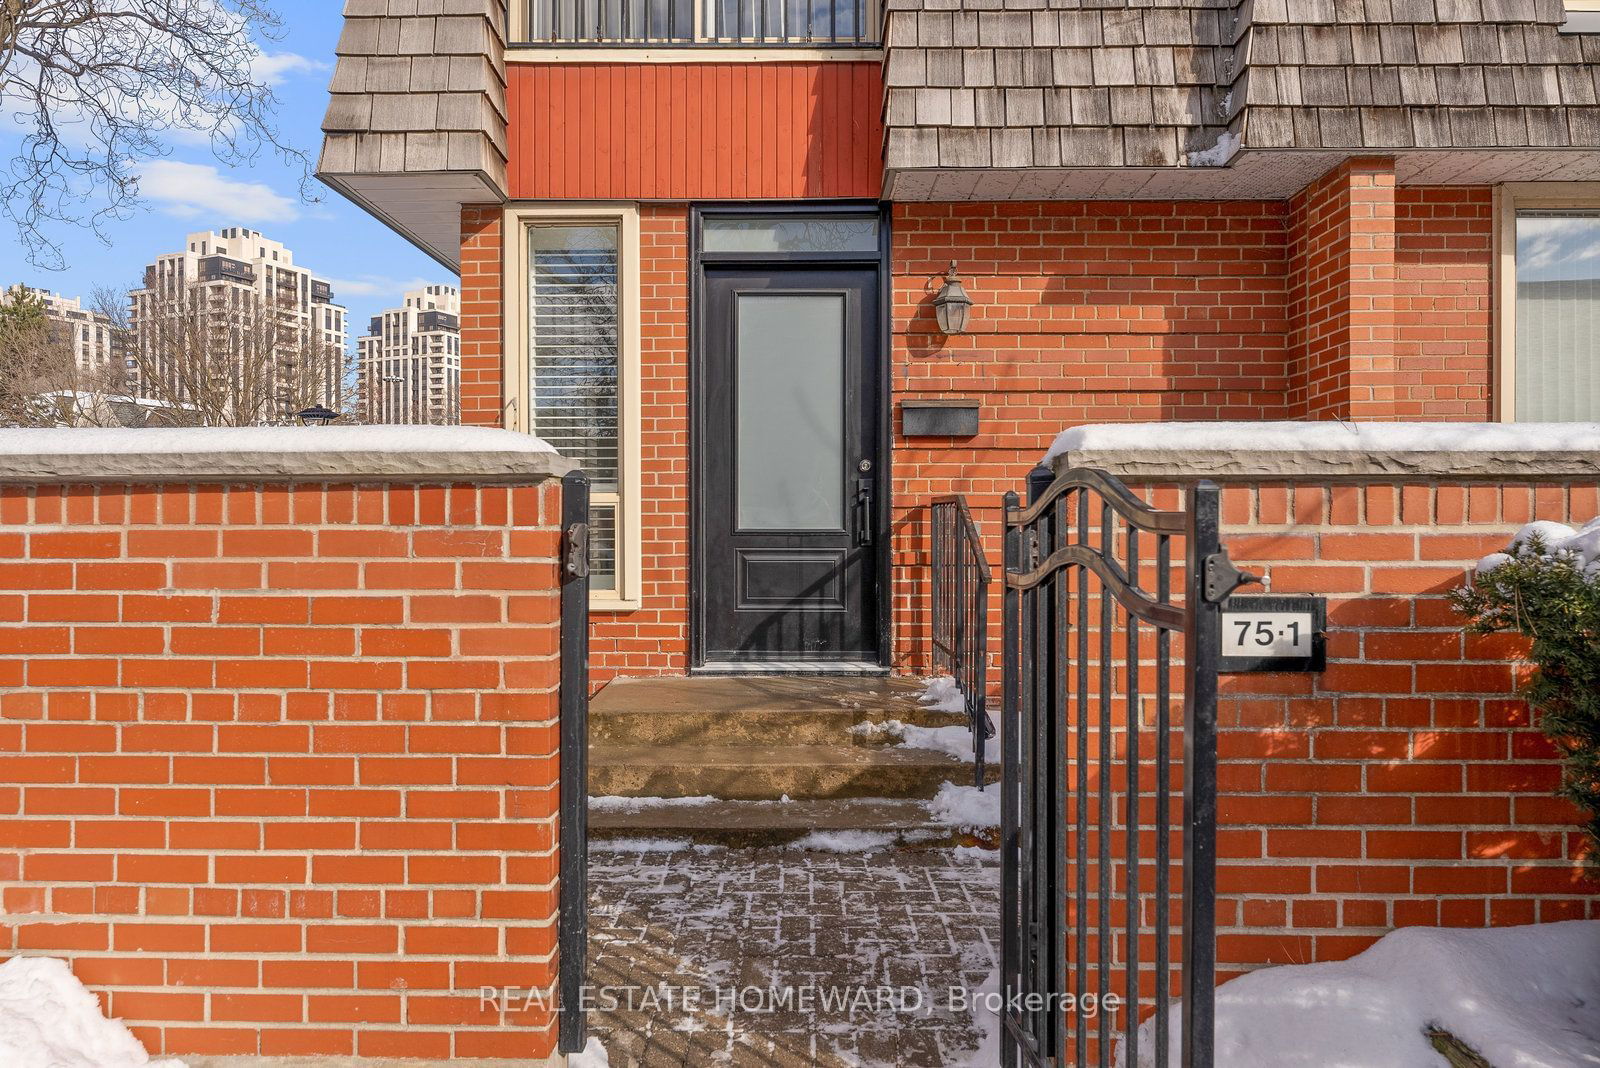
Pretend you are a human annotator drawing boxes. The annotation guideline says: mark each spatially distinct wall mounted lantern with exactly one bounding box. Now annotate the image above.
[932,262,973,335]
[297,405,338,427]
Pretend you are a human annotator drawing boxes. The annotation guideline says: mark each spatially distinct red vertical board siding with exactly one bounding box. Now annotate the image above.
[506,62,883,200]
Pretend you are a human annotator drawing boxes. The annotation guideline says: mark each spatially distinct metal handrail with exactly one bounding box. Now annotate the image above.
[929,494,993,787]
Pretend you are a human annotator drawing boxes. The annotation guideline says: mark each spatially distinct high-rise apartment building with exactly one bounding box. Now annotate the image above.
[357,284,461,425]
[6,285,124,380]
[130,229,348,418]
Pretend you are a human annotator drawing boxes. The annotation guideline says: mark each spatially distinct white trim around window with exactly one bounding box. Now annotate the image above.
[1494,183,1600,423]
[503,203,643,611]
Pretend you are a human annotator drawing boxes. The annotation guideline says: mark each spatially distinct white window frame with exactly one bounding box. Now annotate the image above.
[503,203,643,611]
[1493,182,1600,422]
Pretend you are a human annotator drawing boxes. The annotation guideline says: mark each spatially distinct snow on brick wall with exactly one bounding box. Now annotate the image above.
[0,479,565,1062]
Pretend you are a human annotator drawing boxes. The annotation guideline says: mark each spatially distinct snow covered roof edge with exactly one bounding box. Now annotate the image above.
[1045,422,1600,481]
[0,426,574,484]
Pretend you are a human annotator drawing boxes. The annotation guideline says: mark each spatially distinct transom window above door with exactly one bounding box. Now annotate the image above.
[520,0,880,45]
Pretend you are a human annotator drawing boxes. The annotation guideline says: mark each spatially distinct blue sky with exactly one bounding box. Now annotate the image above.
[0,1,450,340]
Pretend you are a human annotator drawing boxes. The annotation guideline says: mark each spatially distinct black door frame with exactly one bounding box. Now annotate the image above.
[688,201,892,670]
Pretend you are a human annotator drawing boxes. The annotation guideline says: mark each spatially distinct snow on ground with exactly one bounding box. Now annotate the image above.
[927,782,1001,832]
[920,675,968,715]
[952,968,1002,1068]
[1044,420,1600,465]
[951,846,999,865]
[1129,920,1600,1068]
[0,425,557,456]
[567,1036,611,1067]
[1478,516,1600,576]
[590,837,725,854]
[788,830,898,853]
[0,956,185,1068]
[851,718,977,763]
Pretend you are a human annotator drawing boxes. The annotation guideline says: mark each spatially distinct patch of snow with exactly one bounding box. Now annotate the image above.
[853,718,977,763]
[1044,420,1600,466]
[928,782,1001,831]
[588,795,719,813]
[567,1036,610,1067]
[920,675,968,715]
[0,425,557,456]
[589,837,723,854]
[787,830,897,853]
[1477,515,1600,576]
[950,967,1001,1068]
[1127,920,1600,1068]
[0,956,185,1067]
[1475,551,1514,574]
[951,845,999,865]
[1185,130,1241,167]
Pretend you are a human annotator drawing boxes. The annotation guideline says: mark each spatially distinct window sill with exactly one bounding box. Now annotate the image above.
[506,44,881,62]
[589,597,642,613]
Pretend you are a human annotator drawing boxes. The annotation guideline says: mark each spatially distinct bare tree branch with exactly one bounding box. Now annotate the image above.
[118,277,345,427]
[1,0,312,270]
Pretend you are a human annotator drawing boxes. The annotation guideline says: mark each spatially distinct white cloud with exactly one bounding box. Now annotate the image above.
[138,161,299,223]
[251,51,328,86]
[326,275,450,298]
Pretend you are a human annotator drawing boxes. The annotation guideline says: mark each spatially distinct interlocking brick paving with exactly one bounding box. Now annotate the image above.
[587,843,1001,1067]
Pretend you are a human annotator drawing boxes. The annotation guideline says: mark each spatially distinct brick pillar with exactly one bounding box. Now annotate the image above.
[1287,158,1398,420]
[460,206,505,427]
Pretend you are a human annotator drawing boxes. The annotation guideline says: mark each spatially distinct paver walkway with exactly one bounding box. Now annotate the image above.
[587,843,1002,1067]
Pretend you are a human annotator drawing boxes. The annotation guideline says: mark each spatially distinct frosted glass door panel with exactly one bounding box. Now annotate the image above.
[735,293,846,530]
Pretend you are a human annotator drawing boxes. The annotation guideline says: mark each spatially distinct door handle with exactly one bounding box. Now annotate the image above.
[854,478,874,546]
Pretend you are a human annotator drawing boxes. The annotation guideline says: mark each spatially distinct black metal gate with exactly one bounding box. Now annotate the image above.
[557,470,591,1055]
[1000,466,1250,1068]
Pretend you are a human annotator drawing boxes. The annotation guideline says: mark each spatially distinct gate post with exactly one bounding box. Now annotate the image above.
[557,470,592,1055]
[999,489,1022,1068]
[1182,480,1221,1068]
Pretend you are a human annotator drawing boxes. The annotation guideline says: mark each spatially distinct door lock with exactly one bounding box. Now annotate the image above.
[858,459,872,473]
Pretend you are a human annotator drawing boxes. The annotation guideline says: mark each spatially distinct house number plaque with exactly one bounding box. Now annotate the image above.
[1218,595,1327,674]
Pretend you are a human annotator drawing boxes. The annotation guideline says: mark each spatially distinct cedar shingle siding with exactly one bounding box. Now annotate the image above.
[321,0,508,186]
[883,0,1600,197]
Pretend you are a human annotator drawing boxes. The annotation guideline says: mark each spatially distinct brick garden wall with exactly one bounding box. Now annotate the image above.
[1107,472,1600,973]
[0,478,564,1062]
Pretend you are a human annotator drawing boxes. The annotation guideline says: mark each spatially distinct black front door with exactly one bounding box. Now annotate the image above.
[700,266,881,664]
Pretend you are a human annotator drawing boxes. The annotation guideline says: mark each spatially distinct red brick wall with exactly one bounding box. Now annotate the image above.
[1285,158,1399,420]
[1206,476,1599,967]
[463,178,1500,681]
[457,204,689,685]
[890,200,1294,670]
[1393,187,1494,420]
[0,480,563,1061]
[461,207,505,428]
[589,206,692,684]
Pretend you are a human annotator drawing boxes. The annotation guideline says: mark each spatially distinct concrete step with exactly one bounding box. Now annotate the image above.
[588,743,991,801]
[591,705,967,746]
[592,674,933,715]
[589,796,1001,850]
[588,797,999,848]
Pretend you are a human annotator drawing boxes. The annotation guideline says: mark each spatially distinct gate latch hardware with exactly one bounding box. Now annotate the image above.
[1203,550,1260,604]
[563,522,590,579]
